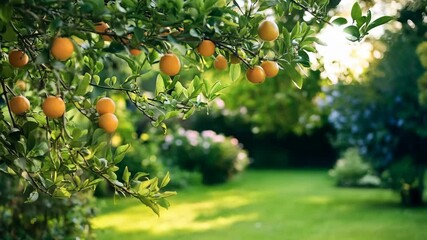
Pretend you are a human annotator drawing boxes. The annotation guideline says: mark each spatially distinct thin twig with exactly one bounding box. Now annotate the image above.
[290,0,332,26]
[0,78,17,127]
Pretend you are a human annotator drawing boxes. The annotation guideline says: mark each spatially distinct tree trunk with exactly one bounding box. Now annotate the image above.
[400,187,423,206]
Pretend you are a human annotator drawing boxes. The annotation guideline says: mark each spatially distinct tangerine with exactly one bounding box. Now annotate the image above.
[214,55,228,70]
[96,97,115,115]
[130,48,142,56]
[159,53,181,76]
[197,40,215,57]
[15,80,27,91]
[9,50,29,68]
[9,95,30,115]
[261,61,279,78]
[258,20,279,42]
[51,37,74,61]
[99,113,118,133]
[95,22,112,41]
[42,96,66,119]
[246,66,266,84]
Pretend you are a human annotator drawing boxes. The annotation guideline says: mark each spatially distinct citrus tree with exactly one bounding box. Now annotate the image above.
[0,0,391,215]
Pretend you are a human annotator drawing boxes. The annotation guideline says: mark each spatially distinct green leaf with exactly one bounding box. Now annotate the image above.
[366,16,394,32]
[157,198,170,209]
[229,64,241,81]
[75,73,91,96]
[183,107,196,120]
[155,74,166,95]
[25,190,39,203]
[53,187,71,199]
[13,157,27,170]
[133,172,149,181]
[113,144,130,164]
[332,17,348,26]
[351,2,362,21]
[22,120,39,137]
[160,172,170,188]
[122,166,130,185]
[175,82,188,98]
[138,196,160,216]
[343,25,360,41]
[0,4,13,23]
[281,63,303,89]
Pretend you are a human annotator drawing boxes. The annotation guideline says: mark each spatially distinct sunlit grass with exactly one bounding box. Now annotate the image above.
[93,170,427,240]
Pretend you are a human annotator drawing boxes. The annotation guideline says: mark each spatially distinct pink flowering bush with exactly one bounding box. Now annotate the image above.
[162,128,250,185]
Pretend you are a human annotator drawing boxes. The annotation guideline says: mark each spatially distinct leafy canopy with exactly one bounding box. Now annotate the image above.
[0,0,390,215]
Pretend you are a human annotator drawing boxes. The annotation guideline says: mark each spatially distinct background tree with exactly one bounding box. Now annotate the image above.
[328,0,426,205]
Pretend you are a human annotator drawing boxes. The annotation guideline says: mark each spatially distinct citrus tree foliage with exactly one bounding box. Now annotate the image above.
[0,0,390,214]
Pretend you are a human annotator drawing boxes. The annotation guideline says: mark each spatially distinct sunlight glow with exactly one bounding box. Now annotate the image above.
[314,0,407,83]
[316,26,373,83]
[93,195,258,234]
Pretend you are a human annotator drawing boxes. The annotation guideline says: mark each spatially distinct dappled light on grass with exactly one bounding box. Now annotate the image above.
[94,171,427,240]
[93,195,257,235]
[303,195,332,205]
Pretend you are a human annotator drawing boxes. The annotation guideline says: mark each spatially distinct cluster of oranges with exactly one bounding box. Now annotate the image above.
[6,20,281,131]
[157,20,281,84]
[6,23,128,133]
[96,97,118,133]
[8,95,118,133]
[9,95,66,119]
[95,22,142,56]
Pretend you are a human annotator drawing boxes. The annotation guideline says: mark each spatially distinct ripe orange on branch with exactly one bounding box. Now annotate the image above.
[258,20,279,42]
[95,22,112,41]
[261,61,279,78]
[96,97,115,115]
[99,113,118,133]
[51,37,74,61]
[130,48,142,56]
[159,53,181,76]
[15,80,27,91]
[246,65,266,84]
[214,55,228,70]
[197,40,216,57]
[9,96,30,115]
[42,96,66,119]
[9,50,29,68]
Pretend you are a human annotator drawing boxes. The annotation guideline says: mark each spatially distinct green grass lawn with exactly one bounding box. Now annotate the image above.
[93,170,427,240]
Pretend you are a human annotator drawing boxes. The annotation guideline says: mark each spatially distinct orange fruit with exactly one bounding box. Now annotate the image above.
[51,37,74,61]
[159,53,181,76]
[130,48,142,56]
[261,61,279,78]
[42,96,66,119]
[95,22,112,41]
[96,97,115,115]
[9,50,29,68]
[246,65,266,84]
[214,55,227,70]
[197,40,215,57]
[258,20,279,42]
[9,95,30,115]
[99,113,118,133]
[230,54,241,64]
[15,80,26,91]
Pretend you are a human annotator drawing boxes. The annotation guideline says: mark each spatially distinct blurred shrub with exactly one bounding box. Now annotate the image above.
[0,174,94,239]
[329,148,374,187]
[382,156,424,206]
[327,5,426,205]
[162,128,250,185]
